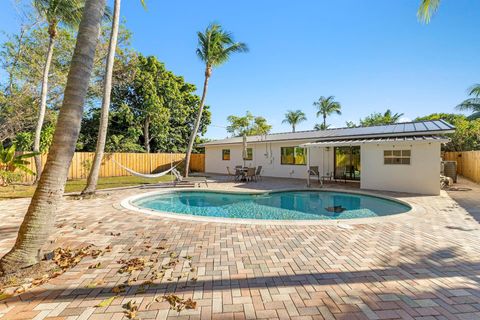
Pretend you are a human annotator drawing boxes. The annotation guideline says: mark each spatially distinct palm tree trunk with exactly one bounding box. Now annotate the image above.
[144,115,150,153]
[323,114,326,130]
[82,0,121,195]
[292,124,295,133]
[33,36,55,183]
[0,0,106,274]
[184,71,210,177]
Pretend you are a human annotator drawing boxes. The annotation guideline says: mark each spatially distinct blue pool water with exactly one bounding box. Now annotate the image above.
[132,190,410,220]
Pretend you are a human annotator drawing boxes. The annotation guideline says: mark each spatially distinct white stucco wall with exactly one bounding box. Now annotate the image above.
[204,141,332,179]
[360,142,442,195]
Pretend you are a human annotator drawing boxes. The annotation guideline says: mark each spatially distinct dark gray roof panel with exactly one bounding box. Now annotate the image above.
[200,120,455,146]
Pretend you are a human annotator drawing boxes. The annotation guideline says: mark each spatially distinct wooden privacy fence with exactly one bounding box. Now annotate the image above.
[19,152,205,183]
[443,151,480,183]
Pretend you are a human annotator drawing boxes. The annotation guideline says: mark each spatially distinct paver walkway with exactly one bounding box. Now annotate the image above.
[1,177,479,320]
[446,176,480,225]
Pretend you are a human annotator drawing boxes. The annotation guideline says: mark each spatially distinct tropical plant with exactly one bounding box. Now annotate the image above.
[226,111,272,137]
[0,144,38,186]
[456,84,480,120]
[82,0,145,195]
[314,96,342,130]
[359,109,404,127]
[0,0,106,274]
[417,0,441,23]
[415,113,480,151]
[282,110,307,132]
[31,0,85,182]
[184,23,248,177]
[314,123,330,130]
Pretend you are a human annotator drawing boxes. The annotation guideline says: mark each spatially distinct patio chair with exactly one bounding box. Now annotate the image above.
[245,167,256,182]
[226,166,236,181]
[308,166,320,183]
[172,168,208,187]
[254,166,263,181]
[234,167,245,182]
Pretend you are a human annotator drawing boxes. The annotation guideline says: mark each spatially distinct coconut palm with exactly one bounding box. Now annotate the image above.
[314,96,342,130]
[32,0,85,183]
[417,0,441,23]
[184,23,248,177]
[456,84,480,120]
[81,0,145,196]
[0,0,106,274]
[282,110,307,132]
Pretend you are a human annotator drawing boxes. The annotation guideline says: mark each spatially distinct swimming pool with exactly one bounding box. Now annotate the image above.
[130,190,411,221]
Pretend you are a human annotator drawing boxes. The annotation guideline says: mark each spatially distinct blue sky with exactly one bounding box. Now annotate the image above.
[1,0,479,139]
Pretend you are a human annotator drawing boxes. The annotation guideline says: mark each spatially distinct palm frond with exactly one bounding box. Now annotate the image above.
[417,0,441,23]
[456,98,480,112]
[468,84,480,97]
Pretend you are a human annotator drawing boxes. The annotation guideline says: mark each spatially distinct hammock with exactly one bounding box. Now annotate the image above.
[112,158,182,179]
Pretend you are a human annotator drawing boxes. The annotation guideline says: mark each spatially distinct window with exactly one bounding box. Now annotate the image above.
[281,147,307,165]
[244,148,253,160]
[384,149,411,165]
[222,149,230,160]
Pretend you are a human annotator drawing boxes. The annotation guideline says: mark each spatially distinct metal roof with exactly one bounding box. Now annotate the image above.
[300,135,450,148]
[200,120,455,146]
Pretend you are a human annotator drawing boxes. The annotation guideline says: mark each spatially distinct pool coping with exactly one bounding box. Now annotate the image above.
[120,187,422,226]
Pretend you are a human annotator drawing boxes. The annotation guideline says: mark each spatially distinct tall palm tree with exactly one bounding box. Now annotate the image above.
[184,23,248,177]
[0,0,106,274]
[81,0,145,196]
[456,84,480,120]
[417,0,441,23]
[32,0,84,183]
[314,96,342,130]
[282,110,307,132]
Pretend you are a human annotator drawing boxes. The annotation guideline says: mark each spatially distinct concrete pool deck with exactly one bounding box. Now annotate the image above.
[0,176,479,319]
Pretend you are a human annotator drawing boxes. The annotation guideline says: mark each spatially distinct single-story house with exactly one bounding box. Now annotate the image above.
[199,120,455,195]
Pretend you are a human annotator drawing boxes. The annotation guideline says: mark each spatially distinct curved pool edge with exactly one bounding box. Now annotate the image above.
[120,188,420,226]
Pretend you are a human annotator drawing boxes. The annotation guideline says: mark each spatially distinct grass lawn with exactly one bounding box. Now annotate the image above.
[0,175,174,199]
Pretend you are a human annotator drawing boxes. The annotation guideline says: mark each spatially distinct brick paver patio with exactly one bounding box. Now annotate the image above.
[1,177,479,320]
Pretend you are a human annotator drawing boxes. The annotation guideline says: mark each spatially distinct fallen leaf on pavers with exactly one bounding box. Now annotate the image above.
[110,232,121,236]
[88,262,102,269]
[169,252,178,258]
[32,275,49,286]
[155,246,167,250]
[184,255,192,260]
[162,294,197,312]
[105,245,112,252]
[53,246,93,270]
[86,280,105,288]
[0,292,12,301]
[117,258,146,274]
[122,300,138,319]
[96,296,117,307]
[112,284,126,293]
[90,249,104,258]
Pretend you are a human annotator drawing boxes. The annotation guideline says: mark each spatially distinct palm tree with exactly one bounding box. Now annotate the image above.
[32,0,84,183]
[184,23,248,177]
[456,84,480,120]
[417,0,441,23]
[282,110,307,132]
[81,0,145,196]
[0,0,106,274]
[314,96,342,130]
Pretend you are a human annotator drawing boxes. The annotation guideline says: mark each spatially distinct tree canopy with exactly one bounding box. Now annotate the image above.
[226,111,272,137]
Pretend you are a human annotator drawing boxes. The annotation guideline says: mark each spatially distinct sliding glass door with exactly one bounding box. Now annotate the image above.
[334,146,361,180]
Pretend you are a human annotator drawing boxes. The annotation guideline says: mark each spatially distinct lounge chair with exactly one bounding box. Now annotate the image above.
[308,166,320,183]
[172,169,208,187]
[226,166,236,181]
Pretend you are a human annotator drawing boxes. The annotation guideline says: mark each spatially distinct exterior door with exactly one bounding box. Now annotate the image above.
[334,146,361,180]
